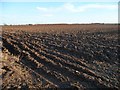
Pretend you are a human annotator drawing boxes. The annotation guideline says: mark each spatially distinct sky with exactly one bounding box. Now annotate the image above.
[0,1,119,25]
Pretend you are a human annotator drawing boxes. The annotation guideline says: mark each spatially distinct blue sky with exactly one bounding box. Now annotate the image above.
[0,1,118,25]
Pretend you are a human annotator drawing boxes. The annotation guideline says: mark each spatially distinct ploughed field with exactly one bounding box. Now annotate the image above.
[2,24,119,89]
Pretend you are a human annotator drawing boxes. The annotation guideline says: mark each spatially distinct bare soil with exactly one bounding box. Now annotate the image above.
[1,24,119,89]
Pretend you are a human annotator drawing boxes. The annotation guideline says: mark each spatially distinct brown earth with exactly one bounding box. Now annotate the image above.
[1,24,119,89]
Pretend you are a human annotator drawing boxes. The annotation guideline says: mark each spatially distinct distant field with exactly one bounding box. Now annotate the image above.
[2,24,118,32]
[1,24,119,89]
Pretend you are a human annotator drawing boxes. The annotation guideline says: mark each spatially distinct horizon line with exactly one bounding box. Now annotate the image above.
[1,23,118,26]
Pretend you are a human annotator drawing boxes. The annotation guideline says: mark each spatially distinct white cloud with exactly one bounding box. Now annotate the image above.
[36,7,48,11]
[36,3,117,13]
[63,3,85,12]
[1,0,119,2]
[44,14,53,17]
[77,4,117,12]
[63,3,117,12]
